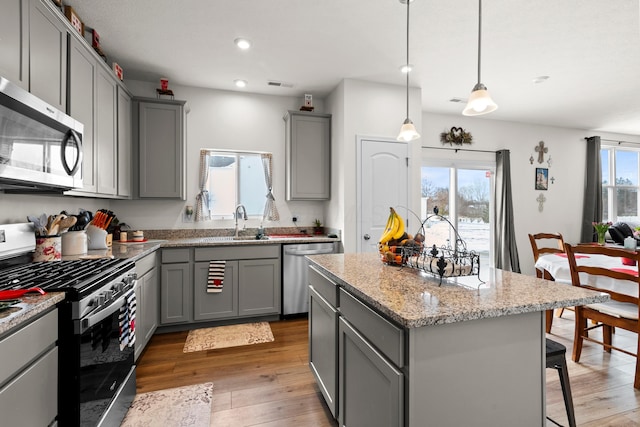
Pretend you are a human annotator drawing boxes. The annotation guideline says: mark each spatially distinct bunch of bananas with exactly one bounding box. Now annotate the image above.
[378,208,425,265]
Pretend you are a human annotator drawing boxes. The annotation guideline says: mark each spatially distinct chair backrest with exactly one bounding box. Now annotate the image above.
[528,233,566,262]
[564,243,640,305]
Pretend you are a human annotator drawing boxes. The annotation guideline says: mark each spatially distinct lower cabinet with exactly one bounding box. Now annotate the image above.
[134,252,159,361]
[308,266,405,426]
[338,317,404,427]
[161,245,281,326]
[0,308,58,427]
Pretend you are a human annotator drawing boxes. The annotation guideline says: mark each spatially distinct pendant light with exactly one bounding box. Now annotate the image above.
[397,0,420,142]
[462,0,498,116]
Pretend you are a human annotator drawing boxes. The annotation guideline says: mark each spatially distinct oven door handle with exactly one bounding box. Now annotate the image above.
[81,294,126,333]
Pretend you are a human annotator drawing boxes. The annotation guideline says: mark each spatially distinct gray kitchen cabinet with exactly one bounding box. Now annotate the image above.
[95,66,118,196]
[238,258,281,317]
[193,260,238,320]
[284,110,331,200]
[338,316,404,427]
[117,87,132,197]
[29,0,67,112]
[135,98,187,199]
[160,248,192,324]
[134,252,159,361]
[308,267,339,418]
[67,35,97,193]
[0,0,28,89]
[193,245,281,321]
[0,308,58,427]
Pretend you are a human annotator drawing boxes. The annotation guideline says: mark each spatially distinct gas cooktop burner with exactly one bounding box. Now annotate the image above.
[0,258,129,297]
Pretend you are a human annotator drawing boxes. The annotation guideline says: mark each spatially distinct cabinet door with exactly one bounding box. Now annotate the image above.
[0,0,28,89]
[193,260,238,320]
[309,286,338,418]
[285,111,331,200]
[238,258,281,317]
[338,317,403,427]
[142,267,159,343]
[29,0,67,111]
[96,67,117,195]
[138,100,185,199]
[134,277,144,361]
[117,87,132,197]
[160,263,191,324]
[67,36,97,193]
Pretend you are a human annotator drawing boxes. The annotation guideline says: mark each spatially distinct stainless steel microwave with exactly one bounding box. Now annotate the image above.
[0,76,83,192]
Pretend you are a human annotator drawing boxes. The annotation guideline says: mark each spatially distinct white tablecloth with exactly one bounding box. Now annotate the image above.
[534,253,639,297]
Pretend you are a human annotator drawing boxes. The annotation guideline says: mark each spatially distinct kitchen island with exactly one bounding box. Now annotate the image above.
[306,253,609,427]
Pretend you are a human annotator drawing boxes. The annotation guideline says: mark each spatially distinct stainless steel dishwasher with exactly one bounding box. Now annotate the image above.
[282,242,339,315]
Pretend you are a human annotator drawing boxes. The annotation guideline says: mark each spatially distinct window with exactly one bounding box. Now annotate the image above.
[204,150,269,219]
[601,146,640,221]
[421,157,495,281]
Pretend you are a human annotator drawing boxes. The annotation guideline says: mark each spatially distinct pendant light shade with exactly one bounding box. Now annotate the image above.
[397,0,420,141]
[463,0,498,116]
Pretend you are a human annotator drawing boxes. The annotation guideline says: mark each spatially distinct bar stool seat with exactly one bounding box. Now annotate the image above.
[546,338,576,427]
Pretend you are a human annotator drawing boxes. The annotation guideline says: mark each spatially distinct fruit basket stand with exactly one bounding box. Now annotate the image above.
[381,209,483,288]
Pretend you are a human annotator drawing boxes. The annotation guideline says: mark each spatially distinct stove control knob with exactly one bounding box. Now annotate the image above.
[112,282,123,293]
[104,290,114,300]
[97,294,106,305]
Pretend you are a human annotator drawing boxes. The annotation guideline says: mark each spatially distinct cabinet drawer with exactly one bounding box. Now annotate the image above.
[161,248,190,263]
[0,308,58,386]
[309,265,338,307]
[339,289,404,368]
[194,245,280,261]
[137,252,157,276]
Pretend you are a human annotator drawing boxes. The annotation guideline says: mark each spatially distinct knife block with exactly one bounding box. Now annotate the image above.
[87,225,109,250]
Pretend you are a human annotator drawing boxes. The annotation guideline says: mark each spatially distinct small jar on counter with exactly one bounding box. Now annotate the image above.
[132,231,144,242]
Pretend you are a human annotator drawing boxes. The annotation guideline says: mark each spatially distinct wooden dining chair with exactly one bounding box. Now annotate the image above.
[564,243,640,389]
[529,232,567,333]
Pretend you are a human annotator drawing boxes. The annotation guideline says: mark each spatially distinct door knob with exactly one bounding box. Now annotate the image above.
[363,234,370,240]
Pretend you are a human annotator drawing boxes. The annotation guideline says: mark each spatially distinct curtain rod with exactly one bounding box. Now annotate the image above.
[599,138,640,146]
[420,146,498,154]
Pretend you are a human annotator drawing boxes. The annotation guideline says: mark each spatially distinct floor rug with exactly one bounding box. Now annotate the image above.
[120,382,213,427]
[183,321,274,353]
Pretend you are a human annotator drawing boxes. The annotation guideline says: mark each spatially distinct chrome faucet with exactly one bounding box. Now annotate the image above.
[234,204,248,237]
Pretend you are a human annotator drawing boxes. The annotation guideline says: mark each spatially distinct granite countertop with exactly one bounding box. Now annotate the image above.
[307,253,610,329]
[0,292,65,335]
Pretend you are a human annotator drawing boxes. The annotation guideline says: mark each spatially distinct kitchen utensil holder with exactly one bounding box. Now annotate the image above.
[33,235,62,262]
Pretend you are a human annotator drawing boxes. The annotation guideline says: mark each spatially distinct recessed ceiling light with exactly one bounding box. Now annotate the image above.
[234,38,252,50]
[400,64,413,73]
[234,79,248,88]
[533,75,550,84]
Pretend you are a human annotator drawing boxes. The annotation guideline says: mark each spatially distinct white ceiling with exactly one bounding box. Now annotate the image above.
[66,0,640,135]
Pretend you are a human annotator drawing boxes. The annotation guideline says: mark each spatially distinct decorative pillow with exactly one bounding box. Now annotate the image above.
[609,222,634,244]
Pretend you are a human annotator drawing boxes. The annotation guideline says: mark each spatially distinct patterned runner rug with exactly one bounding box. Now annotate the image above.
[183,321,274,353]
[120,382,213,426]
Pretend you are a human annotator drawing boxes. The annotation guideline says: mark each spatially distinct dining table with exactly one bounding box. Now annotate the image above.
[534,251,639,298]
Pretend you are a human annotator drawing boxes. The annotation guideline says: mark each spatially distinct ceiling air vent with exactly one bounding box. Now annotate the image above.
[449,97,467,103]
[267,80,293,88]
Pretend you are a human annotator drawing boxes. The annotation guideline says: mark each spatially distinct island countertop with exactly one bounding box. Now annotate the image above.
[306,252,609,328]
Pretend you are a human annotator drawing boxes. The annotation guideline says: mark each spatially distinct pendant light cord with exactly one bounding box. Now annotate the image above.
[476,0,482,85]
[405,0,410,118]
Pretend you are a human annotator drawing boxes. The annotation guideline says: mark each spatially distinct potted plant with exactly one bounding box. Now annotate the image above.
[313,219,324,235]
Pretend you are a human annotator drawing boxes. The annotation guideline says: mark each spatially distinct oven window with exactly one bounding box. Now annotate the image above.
[79,311,133,426]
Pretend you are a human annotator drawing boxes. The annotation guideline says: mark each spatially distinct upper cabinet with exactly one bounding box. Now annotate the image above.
[117,88,132,198]
[29,0,67,112]
[0,0,28,89]
[284,110,331,200]
[134,98,187,200]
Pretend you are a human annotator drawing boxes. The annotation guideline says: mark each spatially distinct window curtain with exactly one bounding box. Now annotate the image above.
[580,136,602,242]
[494,149,521,272]
[195,150,211,221]
[261,153,279,221]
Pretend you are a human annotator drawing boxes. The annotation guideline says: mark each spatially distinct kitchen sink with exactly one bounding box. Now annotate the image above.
[200,236,266,242]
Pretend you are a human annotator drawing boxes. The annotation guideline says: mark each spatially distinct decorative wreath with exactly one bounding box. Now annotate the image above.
[440,127,473,146]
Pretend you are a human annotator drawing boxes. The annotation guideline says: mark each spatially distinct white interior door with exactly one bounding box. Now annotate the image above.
[357,137,409,253]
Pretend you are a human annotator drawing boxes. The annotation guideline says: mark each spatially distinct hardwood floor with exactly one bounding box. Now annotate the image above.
[136,314,640,426]
[135,317,337,427]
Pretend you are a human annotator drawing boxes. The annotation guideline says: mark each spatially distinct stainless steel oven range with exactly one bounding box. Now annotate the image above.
[0,223,137,427]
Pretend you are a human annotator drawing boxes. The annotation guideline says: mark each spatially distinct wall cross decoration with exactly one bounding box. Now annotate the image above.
[536,193,546,212]
[535,141,548,163]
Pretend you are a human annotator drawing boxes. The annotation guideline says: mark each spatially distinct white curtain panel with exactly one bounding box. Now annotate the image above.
[195,150,211,221]
[261,153,279,221]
